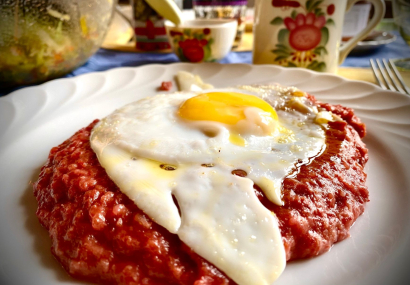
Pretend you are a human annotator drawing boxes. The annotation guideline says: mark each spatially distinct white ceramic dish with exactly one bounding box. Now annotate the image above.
[343,31,397,53]
[0,63,410,285]
[165,19,237,62]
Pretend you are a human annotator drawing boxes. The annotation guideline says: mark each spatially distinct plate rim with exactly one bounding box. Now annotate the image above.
[0,63,389,102]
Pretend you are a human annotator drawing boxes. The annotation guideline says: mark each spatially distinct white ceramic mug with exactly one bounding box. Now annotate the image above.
[253,0,385,73]
[165,19,237,62]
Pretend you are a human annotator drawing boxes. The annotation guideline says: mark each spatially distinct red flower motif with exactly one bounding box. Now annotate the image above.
[178,39,208,62]
[272,0,300,8]
[203,28,211,35]
[284,13,326,51]
[327,4,335,15]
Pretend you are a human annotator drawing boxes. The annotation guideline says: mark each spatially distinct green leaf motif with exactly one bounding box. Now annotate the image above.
[291,10,297,20]
[178,47,188,62]
[320,27,329,46]
[203,45,211,61]
[306,0,314,11]
[277,29,290,45]
[208,38,214,45]
[326,18,335,26]
[307,60,319,69]
[314,46,328,55]
[306,0,323,12]
[315,62,326,72]
[274,55,288,61]
[312,0,323,11]
[183,29,191,37]
[271,49,290,57]
[307,60,326,71]
[270,17,283,25]
[287,62,297,67]
[275,43,290,51]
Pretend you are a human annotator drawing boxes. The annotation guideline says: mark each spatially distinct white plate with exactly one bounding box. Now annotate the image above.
[1,63,410,285]
[343,31,397,53]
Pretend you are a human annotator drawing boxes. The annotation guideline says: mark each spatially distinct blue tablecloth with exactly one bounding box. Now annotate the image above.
[2,31,409,97]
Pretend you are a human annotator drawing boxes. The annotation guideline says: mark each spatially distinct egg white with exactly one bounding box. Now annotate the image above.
[90,85,328,285]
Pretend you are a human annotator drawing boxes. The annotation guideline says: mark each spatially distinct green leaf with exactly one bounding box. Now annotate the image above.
[326,18,335,26]
[307,60,326,71]
[183,29,191,37]
[203,45,211,61]
[320,27,329,46]
[307,60,319,70]
[287,62,297,67]
[306,0,314,11]
[271,45,289,53]
[308,0,324,12]
[313,1,324,10]
[315,62,327,72]
[198,34,204,40]
[208,38,214,45]
[270,17,283,25]
[291,10,297,20]
[275,43,290,51]
[178,47,188,62]
[314,8,325,17]
[277,29,290,45]
[271,49,290,57]
[314,46,328,55]
[274,55,288,61]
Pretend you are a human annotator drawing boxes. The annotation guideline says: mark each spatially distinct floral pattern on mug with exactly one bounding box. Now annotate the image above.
[169,28,215,63]
[270,0,336,71]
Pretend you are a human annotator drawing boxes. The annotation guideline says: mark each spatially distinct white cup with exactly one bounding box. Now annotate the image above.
[253,0,385,73]
[165,19,237,62]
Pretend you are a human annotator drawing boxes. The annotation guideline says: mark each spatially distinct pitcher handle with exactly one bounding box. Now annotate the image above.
[339,0,386,64]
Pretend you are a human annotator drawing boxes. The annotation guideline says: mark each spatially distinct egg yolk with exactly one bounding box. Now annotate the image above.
[178,92,279,146]
[178,92,278,124]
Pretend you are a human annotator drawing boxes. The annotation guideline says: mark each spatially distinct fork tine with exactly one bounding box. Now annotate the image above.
[382,59,405,94]
[388,59,410,95]
[370,59,387,90]
[376,59,397,91]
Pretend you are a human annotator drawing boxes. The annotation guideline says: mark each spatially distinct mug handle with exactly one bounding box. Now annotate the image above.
[338,0,386,64]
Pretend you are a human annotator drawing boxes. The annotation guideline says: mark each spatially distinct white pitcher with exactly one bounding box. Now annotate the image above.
[253,0,385,73]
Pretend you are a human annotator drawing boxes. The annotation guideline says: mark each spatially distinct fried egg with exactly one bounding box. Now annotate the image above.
[90,84,332,285]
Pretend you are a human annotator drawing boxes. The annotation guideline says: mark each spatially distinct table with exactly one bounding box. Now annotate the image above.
[1,30,409,97]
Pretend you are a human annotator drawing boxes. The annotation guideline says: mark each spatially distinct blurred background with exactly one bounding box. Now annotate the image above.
[1,0,409,93]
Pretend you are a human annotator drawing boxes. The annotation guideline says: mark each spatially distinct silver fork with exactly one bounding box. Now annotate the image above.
[370,59,410,95]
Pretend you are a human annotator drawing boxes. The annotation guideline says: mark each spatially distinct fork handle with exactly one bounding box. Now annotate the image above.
[339,0,386,64]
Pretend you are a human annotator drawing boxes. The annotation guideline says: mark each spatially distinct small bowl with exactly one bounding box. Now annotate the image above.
[165,19,237,63]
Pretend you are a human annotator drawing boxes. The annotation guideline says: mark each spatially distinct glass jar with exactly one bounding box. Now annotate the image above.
[0,0,115,88]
